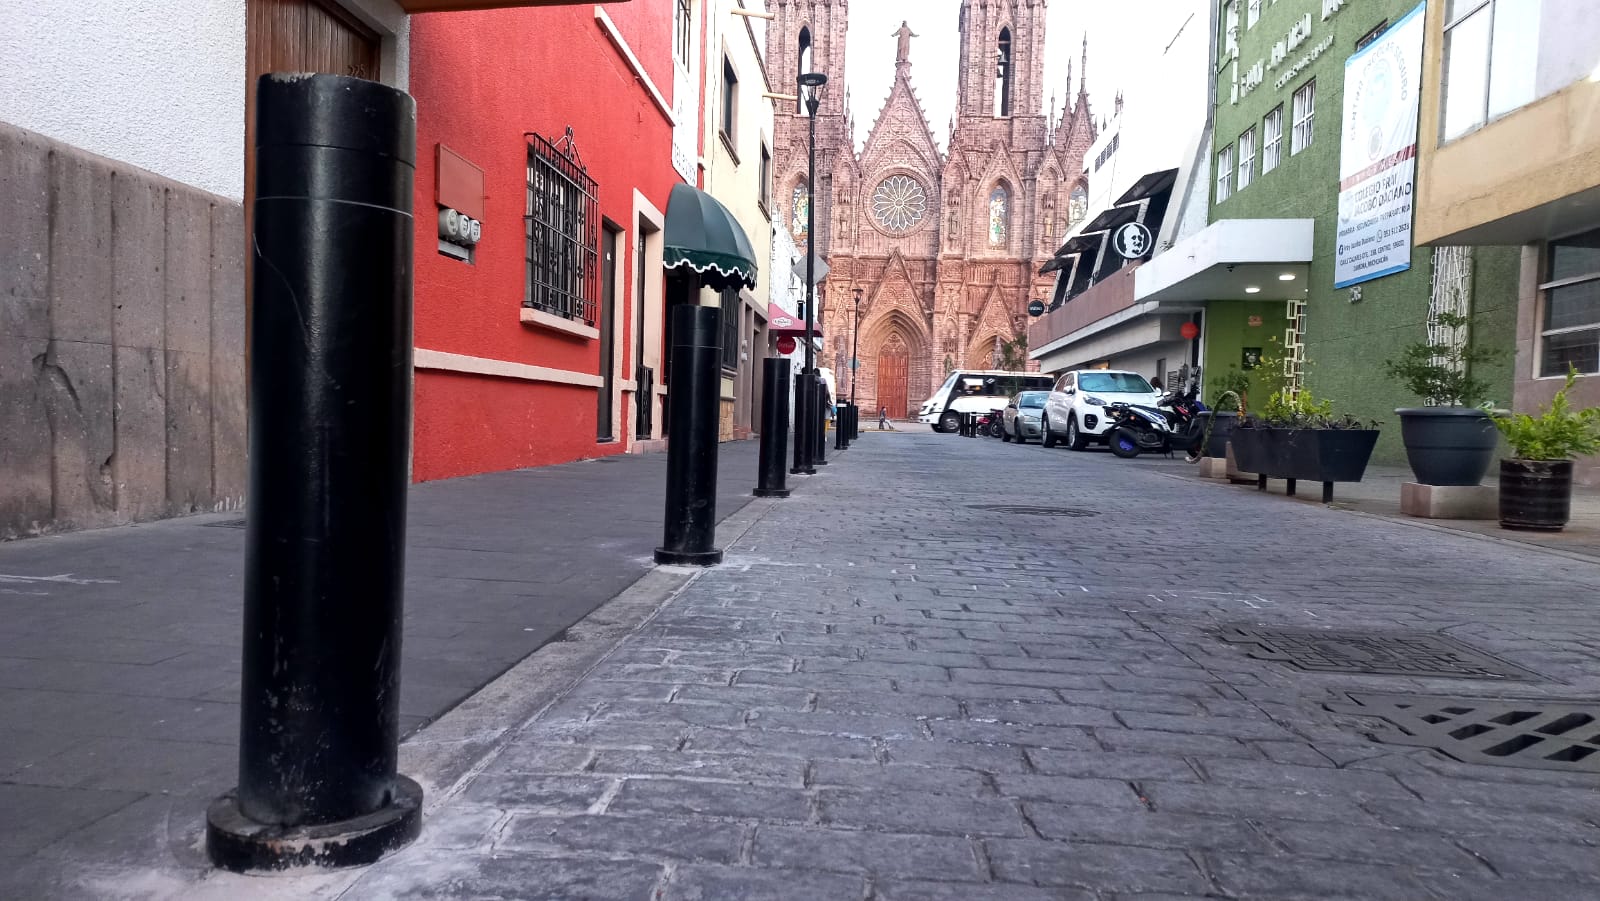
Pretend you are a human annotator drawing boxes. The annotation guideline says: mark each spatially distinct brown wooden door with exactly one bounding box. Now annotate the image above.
[877,346,909,419]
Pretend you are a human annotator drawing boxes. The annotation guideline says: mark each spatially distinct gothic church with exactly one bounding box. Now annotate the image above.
[770,0,1097,417]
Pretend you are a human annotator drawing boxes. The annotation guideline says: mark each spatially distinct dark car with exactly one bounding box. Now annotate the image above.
[1001,391,1049,443]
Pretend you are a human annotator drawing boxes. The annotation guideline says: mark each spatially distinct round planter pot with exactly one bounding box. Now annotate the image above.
[1203,412,1239,459]
[1396,407,1499,486]
[1499,458,1573,531]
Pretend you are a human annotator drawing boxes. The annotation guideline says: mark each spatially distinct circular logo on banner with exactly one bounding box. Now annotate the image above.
[1112,222,1153,259]
[776,335,797,355]
[1027,300,1046,317]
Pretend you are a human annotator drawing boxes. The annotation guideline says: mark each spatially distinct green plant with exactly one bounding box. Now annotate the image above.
[1383,312,1503,406]
[1493,369,1600,460]
[1213,366,1252,412]
[998,334,1029,372]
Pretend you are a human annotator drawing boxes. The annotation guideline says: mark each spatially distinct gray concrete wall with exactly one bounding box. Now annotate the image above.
[0,121,246,539]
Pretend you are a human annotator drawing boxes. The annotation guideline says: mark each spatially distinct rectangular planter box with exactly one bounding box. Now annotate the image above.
[1230,427,1380,500]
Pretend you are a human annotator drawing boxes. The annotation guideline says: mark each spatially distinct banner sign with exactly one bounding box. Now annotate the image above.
[1334,3,1424,289]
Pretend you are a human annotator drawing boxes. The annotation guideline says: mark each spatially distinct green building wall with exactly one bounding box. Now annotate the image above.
[1209,0,1518,465]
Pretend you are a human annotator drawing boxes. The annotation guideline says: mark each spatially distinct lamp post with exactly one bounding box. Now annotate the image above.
[851,287,862,408]
[794,70,827,474]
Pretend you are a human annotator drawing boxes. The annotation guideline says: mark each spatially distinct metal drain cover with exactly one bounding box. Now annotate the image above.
[1218,625,1539,680]
[1328,693,1600,774]
[967,504,1098,517]
[203,518,247,529]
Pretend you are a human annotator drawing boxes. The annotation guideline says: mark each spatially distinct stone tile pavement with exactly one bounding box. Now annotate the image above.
[15,428,1600,899]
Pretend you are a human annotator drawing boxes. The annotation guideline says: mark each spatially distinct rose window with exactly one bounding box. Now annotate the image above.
[871,175,928,233]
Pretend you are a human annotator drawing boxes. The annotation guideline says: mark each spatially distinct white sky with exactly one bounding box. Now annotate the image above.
[842,1,1196,153]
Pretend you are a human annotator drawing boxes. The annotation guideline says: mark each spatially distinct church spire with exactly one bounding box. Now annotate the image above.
[1078,34,1090,102]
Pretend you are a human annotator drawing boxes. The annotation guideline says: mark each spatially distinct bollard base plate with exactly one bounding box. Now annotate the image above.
[654,547,724,566]
[205,775,422,872]
[790,466,816,476]
[753,488,792,498]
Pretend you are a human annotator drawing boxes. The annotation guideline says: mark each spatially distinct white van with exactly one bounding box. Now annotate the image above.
[917,370,1054,432]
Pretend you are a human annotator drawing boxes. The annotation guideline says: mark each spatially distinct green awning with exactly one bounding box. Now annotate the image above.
[663,183,759,292]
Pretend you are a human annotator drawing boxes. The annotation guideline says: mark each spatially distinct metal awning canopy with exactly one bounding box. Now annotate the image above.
[1082,204,1141,235]
[767,303,823,337]
[1134,218,1315,303]
[1114,168,1179,206]
[397,0,627,11]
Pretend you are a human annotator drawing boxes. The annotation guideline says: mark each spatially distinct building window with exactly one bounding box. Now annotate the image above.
[791,181,810,241]
[1220,0,1239,61]
[1263,105,1283,173]
[674,0,692,68]
[988,186,1010,246]
[720,290,740,372]
[1291,80,1315,155]
[797,27,813,115]
[995,27,1014,117]
[1216,145,1233,203]
[1246,0,1260,29]
[758,144,772,213]
[524,131,599,326]
[1539,228,1600,377]
[1068,183,1088,225]
[1441,0,1540,141]
[1238,127,1255,190]
[721,57,738,145]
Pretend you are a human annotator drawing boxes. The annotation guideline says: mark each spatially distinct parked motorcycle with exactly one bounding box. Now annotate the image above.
[1105,368,1209,460]
[978,410,1005,438]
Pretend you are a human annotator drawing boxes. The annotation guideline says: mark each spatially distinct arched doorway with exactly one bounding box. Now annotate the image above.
[877,335,910,418]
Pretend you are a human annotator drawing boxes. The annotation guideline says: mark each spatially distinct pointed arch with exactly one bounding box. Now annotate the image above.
[987,182,1011,247]
[1068,179,1089,227]
[787,173,811,242]
[995,26,1014,117]
[797,26,813,115]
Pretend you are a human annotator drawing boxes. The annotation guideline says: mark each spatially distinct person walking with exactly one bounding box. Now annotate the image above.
[878,405,889,430]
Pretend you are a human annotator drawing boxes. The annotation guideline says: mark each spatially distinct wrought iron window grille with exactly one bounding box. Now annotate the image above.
[524,127,599,327]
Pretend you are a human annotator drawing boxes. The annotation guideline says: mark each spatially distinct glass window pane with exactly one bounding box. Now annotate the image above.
[1443,8,1491,139]
[1540,329,1600,376]
[1488,0,1540,118]
[1546,280,1600,331]
[1550,229,1600,282]
[1446,0,1490,23]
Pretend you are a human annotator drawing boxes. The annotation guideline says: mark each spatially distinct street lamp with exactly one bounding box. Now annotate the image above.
[793,70,827,475]
[851,287,862,409]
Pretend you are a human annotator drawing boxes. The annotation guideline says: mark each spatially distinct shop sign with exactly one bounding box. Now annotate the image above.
[1274,35,1334,90]
[1240,60,1266,99]
[1335,4,1424,289]
[1111,222,1154,260]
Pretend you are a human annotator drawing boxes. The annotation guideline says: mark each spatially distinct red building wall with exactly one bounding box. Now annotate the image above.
[408,1,678,482]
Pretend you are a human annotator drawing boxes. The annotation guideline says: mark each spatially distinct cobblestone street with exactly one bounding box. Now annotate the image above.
[279,429,1600,900]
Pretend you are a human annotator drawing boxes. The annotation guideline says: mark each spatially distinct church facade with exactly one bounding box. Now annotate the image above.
[769,0,1096,417]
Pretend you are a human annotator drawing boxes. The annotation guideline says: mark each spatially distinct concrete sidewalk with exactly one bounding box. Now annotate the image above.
[144,427,1600,900]
[0,440,763,894]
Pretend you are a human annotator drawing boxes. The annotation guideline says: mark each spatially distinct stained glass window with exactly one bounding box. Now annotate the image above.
[792,183,810,241]
[1069,184,1088,225]
[988,186,1009,246]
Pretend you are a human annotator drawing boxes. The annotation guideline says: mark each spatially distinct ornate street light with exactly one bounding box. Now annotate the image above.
[851,287,863,409]
[793,71,827,474]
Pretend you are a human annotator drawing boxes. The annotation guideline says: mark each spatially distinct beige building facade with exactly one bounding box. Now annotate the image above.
[1415,0,1600,483]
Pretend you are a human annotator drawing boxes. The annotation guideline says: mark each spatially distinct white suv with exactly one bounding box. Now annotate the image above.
[1041,370,1162,450]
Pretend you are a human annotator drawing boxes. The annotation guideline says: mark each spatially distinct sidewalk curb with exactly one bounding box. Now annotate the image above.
[1154,467,1600,567]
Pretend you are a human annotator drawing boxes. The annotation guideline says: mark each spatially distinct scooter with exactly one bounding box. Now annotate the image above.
[1106,368,1209,460]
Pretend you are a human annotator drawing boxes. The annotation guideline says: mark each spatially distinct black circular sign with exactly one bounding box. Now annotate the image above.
[1112,221,1154,259]
[1027,300,1046,317]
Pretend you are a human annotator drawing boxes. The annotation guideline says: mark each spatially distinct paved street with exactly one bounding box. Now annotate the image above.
[15,428,1600,899]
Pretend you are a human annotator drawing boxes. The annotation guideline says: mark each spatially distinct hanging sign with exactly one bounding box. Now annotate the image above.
[1111,222,1153,260]
[1335,4,1424,289]
[1027,300,1046,317]
[776,335,797,355]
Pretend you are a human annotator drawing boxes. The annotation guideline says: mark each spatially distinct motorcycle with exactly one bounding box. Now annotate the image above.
[1105,368,1210,460]
[978,410,1005,438]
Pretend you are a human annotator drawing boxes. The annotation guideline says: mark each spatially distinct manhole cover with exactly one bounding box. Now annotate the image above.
[203,519,247,529]
[967,504,1099,517]
[1217,625,1540,680]
[1328,693,1600,774]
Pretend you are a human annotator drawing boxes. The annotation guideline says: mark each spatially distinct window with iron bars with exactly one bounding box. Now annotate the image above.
[525,130,598,327]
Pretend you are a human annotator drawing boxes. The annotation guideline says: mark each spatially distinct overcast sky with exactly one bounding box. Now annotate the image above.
[841,1,1199,152]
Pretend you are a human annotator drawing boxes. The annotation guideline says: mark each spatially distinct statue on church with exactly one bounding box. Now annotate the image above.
[895,21,916,65]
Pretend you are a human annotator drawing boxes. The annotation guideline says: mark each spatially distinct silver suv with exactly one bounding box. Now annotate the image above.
[1040,370,1161,450]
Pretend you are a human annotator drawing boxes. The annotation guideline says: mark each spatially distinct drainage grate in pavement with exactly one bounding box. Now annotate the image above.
[1217,625,1540,681]
[202,519,248,529]
[1328,693,1600,774]
[967,504,1099,517]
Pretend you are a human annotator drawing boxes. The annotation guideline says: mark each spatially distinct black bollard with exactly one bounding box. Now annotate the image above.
[792,372,815,475]
[655,304,725,566]
[813,378,829,466]
[206,74,421,873]
[850,404,860,441]
[754,358,792,498]
[839,403,851,450]
[835,402,847,451]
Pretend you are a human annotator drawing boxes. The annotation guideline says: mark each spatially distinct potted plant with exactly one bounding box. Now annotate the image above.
[1230,386,1382,502]
[1201,367,1252,459]
[1383,312,1504,486]
[1493,369,1600,531]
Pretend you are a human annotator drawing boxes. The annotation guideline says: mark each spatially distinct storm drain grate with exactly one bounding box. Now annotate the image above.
[203,518,248,529]
[1327,693,1600,774]
[967,504,1099,517]
[1217,625,1540,681]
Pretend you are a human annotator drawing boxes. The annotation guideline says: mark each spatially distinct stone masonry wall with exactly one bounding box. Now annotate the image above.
[0,122,246,539]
